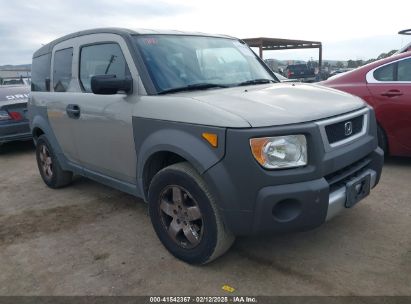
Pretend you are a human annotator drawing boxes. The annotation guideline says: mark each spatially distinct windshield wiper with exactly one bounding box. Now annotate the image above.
[237,79,275,86]
[158,83,229,95]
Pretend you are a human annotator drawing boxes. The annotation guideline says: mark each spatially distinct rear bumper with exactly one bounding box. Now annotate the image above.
[0,121,31,144]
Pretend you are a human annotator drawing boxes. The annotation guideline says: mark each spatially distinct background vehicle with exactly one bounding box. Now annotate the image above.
[321,52,411,157]
[273,72,298,82]
[327,68,355,79]
[285,64,315,82]
[1,77,31,86]
[0,84,31,145]
[29,28,383,265]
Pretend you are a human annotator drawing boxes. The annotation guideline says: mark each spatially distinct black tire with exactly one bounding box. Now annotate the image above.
[377,125,388,156]
[148,162,234,264]
[36,135,72,188]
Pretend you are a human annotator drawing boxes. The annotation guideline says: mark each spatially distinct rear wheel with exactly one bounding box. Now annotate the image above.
[148,162,234,264]
[36,135,72,188]
[377,125,388,156]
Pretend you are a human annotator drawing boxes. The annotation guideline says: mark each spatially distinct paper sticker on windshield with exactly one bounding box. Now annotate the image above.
[143,38,158,45]
[233,41,255,57]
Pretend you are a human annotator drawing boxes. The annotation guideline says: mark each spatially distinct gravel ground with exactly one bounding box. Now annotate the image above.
[0,141,410,296]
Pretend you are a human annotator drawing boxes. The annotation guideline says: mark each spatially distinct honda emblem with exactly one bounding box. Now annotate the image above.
[344,121,353,136]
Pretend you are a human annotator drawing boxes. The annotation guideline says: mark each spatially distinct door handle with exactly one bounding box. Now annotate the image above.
[66,104,81,119]
[381,90,403,97]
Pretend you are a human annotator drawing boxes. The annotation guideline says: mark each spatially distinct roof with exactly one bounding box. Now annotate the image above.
[33,27,236,58]
[242,37,322,50]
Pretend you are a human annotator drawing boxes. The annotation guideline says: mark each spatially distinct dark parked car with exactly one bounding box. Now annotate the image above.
[273,72,298,82]
[285,64,316,82]
[0,84,31,145]
[327,68,354,79]
[322,51,411,157]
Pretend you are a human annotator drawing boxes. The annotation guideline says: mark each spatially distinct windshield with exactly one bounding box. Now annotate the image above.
[134,35,276,93]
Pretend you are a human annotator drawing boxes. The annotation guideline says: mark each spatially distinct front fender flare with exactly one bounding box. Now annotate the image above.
[133,117,226,198]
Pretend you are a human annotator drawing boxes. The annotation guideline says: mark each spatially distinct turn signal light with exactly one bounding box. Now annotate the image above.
[250,137,269,165]
[202,132,218,148]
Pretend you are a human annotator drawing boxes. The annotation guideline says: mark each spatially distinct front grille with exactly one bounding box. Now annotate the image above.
[325,115,364,144]
[325,157,371,191]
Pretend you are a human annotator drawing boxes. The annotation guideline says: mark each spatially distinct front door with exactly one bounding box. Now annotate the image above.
[72,41,137,183]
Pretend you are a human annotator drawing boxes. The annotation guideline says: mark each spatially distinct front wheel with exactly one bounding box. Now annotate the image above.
[148,162,234,264]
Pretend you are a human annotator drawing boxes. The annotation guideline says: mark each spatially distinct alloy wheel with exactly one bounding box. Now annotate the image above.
[39,144,53,179]
[158,185,204,249]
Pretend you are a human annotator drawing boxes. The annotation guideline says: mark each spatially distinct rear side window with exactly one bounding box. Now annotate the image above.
[79,43,129,93]
[53,48,73,92]
[373,63,394,81]
[397,58,411,81]
[31,54,51,92]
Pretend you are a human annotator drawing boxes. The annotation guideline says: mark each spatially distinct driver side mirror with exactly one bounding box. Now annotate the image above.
[91,75,133,95]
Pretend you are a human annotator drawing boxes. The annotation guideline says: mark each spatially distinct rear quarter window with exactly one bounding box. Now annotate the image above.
[31,54,51,92]
[373,63,394,81]
[397,58,411,81]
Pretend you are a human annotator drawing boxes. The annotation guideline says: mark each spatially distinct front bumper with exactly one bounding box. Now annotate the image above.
[202,108,384,236]
[250,150,382,234]
[326,169,377,221]
[0,121,32,144]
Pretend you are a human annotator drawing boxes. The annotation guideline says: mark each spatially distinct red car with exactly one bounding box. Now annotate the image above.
[322,52,411,157]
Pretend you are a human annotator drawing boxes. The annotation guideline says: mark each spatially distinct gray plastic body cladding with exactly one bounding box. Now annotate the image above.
[29,104,71,168]
[132,117,226,200]
[202,110,382,235]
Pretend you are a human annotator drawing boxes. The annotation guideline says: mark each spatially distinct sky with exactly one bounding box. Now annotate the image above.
[0,0,410,65]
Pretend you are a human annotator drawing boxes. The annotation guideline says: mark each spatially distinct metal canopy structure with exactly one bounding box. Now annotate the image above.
[398,29,411,35]
[242,37,323,69]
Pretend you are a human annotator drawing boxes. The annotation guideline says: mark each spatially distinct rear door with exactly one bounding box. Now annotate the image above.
[46,44,81,163]
[367,56,411,150]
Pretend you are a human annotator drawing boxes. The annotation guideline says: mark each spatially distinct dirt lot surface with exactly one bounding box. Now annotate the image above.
[0,141,410,296]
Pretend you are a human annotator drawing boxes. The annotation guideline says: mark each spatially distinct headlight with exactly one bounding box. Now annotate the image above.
[250,135,307,169]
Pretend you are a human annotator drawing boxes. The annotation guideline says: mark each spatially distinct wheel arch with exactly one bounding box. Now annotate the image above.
[30,110,70,171]
[141,150,188,199]
[32,126,45,144]
[31,113,51,145]
[133,118,226,201]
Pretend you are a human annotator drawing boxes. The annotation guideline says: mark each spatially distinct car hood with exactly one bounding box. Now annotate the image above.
[189,83,365,127]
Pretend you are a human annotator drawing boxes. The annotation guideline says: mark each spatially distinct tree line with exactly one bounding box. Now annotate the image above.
[334,49,398,68]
